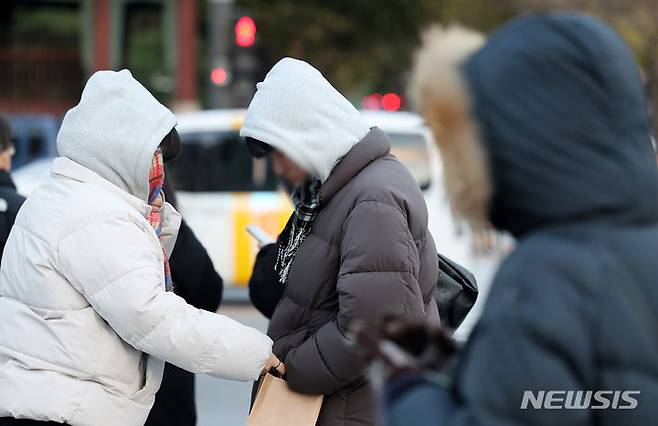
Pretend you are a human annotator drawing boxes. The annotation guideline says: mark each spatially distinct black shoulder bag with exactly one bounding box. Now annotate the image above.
[436,254,479,329]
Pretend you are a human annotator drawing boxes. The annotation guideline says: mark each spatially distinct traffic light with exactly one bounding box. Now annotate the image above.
[207,3,260,108]
[210,66,229,87]
[235,16,256,48]
[362,93,382,110]
[362,93,403,111]
[228,13,259,107]
[381,93,401,111]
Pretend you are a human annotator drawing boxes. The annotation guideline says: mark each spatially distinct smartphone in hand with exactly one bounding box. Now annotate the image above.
[246,224,276,247]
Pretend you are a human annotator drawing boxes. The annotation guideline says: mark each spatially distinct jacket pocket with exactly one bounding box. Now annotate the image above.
[48,306,146,396]
[42,306,103,380]
[130,355,163,403]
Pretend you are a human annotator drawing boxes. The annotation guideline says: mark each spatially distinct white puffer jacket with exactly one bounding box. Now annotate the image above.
[0,70,273,426]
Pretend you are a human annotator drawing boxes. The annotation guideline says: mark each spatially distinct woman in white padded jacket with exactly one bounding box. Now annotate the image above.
[0,70,278,426]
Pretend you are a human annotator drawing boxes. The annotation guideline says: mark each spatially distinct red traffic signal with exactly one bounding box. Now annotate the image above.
[235,16,256,48]
[362,92,402,111]
[210,67,229,86]
[381,93,401,111]
[362,93,382,110]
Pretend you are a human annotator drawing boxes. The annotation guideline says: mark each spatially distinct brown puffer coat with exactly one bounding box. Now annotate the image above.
[269,127,440,425]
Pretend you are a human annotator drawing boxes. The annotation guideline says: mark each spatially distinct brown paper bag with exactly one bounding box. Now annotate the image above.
[247,372,324,426]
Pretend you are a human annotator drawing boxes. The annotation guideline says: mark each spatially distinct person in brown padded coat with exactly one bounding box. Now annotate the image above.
[240,57,440,426]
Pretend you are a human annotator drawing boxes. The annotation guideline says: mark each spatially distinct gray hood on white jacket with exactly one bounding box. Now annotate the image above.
[240,58,370,182]
[57,69,177,202]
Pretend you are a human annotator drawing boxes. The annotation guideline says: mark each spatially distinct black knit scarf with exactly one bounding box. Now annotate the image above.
[275,178,322,284]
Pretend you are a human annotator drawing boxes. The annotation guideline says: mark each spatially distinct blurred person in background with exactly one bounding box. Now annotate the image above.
[372,13,658,425]
[240,57,440,426]
[0,70,278,426]
[144,151,224,425]
[0,116,25,260]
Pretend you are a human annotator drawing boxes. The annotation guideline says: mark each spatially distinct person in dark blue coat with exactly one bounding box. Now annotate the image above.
[382,13,658,425]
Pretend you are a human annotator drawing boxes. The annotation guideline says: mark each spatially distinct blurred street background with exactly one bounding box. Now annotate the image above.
[1,0,656,124]
[2,0,657,424]
[196,306,267,426]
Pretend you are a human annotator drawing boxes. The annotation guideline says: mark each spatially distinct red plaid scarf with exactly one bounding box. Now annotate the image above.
[148,148,173,291]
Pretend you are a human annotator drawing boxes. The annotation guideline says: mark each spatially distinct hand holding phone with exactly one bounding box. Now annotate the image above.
[246,224,276,247]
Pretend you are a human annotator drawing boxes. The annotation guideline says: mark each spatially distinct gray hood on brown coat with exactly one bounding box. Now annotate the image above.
[265,127,439,426]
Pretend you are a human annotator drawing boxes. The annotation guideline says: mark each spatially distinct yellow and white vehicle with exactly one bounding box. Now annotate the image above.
[169,109,495,289]
[13,109,505,335]
[167,109,289,287]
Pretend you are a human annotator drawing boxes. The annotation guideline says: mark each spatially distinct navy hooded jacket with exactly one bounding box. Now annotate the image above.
[386,13,658,426]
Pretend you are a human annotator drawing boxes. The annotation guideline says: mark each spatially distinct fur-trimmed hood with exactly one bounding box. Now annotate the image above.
[411,13,658,237]
[409,25,488,230]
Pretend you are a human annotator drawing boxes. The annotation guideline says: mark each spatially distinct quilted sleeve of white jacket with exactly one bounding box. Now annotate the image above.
[57,213,272,381]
